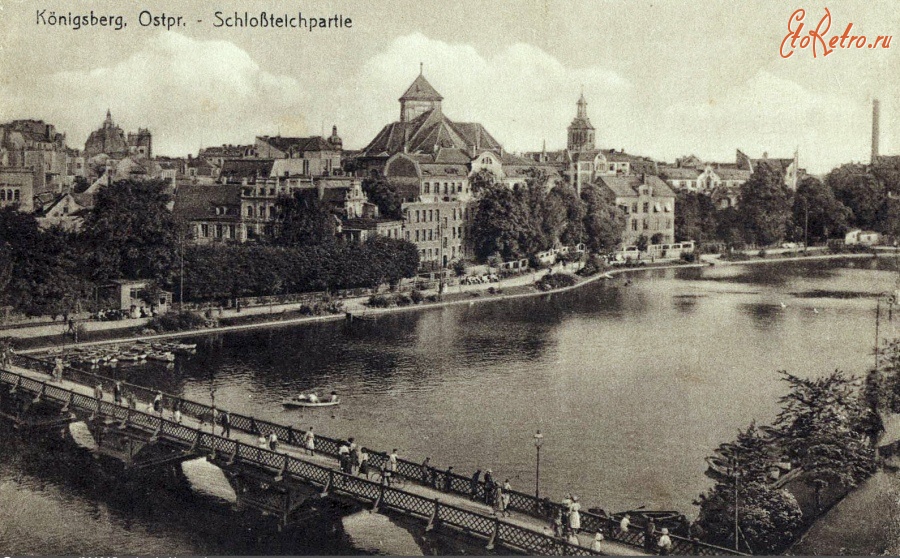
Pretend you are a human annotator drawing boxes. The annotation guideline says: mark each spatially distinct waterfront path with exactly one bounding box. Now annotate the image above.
[3,358,648,556]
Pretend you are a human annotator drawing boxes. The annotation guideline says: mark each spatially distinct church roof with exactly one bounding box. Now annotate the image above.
[399,74,443,101]
[360,109,502,158]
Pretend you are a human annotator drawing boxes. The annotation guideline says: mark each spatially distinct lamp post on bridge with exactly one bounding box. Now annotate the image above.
[533,430,544,499]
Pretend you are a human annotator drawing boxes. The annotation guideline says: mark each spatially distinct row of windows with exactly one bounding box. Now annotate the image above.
[412,226,464,243]
[247,205,274,218]
[420,245,460,260]
[630,218,672,231]
[198,223,237,239]
[410,207,469,223]
[0,189,21,202]
[423,181,467,195]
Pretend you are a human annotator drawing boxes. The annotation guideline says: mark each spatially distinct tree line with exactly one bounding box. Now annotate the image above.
[0,179,420,318]
[674,157,900,247]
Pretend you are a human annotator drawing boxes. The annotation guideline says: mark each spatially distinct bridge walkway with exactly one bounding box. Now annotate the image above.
[4,361,646,556]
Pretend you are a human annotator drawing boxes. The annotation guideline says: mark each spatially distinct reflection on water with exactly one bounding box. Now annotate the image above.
[3,257,900,555]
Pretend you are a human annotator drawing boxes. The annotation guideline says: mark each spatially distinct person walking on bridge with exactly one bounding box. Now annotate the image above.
[644,518,657,554]
[568,496,582,534]
[359,448,370,479]
[113,381,123,405]
[483,470,495,505]
[470,469,481,500]
[443,466,454,492]
[421,457,432,486]
[591,530,605,552]
[303,427,315,455]
[52,357,64,382]
[94,382,104,401]
[268,432,279,452]
[657,528,673,555]
[220,410,231,438]
[152,391,163,415]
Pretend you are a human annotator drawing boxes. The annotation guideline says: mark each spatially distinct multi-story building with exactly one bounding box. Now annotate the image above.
[0,167,37,212]
[596,174,676,247]
[84,110,152,160]
[356,70,555,267]
[0,119,84,196]
[255,131,342,176]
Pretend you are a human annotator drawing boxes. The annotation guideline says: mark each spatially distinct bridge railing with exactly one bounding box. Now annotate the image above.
[0,367,601,557]
[12,353,744,556]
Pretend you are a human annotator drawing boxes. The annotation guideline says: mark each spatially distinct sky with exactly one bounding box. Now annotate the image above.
[1,0,899,174]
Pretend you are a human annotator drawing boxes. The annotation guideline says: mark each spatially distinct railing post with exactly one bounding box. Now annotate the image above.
[274,454,287,482]
[119,408,131,429]
[189,429,201,453]
[372,482,384,513]
[150,416,162,443]
[61,391,73,414]
[321,469,333,497]
[32,382,45,403]
[10,375,20,394]
[426,498,440,532]
[486,515,500,550]
[226,441,238,465]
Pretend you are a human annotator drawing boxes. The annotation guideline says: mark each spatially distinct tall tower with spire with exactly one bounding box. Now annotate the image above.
[399,65,443,123]
[567,91,596,151]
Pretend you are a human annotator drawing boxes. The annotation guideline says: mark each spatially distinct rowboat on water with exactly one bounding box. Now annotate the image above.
[282,393,340,408]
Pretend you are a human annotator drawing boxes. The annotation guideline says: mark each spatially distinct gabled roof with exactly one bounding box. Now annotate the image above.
[399,74,443,101]
[219,159,274,181]
[257,136,336,153]
[172,184,242,221]
[660,167,700,180]
[596,174,675,198]
[715,168,752,181]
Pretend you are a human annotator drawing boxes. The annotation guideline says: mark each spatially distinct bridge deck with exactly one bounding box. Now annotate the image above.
[5,362,646,556]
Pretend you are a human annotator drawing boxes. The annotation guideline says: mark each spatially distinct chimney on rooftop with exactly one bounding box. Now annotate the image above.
[872,98,881,164]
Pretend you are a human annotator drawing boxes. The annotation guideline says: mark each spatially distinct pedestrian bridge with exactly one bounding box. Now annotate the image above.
[0,353,744,556]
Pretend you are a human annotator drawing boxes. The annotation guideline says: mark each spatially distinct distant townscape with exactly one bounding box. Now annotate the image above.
[1,70,899,321]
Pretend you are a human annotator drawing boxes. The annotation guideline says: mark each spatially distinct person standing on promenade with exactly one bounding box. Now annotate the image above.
[421,457,432,485]
[443,466,454,492]
[644,518,657,553]
[359,448,370,479]
[619,513,631,536]
[568,495,582,534]
[268,431,279,452]
[94,382,104,401]
[348,438,359,475]
[303,427,315,455]
[152,391,163,415]
[388,448,398,478]
[493,483,504,516]
[221,411,231,438]
[52,357,63,382]
[484,470,495,505]
[470,469,482,500]
[499,479,512,517]
[552,509,565,538]
[657,528,672,555]
[338,442,351,473]
[174,406,182,424]
[113,381,123,405]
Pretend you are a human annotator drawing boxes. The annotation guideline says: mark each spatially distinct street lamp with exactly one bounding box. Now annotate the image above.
[533,430,544,499]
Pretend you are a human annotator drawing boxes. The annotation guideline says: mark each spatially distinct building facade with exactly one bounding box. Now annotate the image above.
[596,174,676,247]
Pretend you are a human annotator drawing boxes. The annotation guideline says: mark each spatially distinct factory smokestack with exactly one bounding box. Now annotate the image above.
[872,98,880,164]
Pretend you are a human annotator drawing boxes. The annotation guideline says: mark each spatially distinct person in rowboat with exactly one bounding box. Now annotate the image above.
[308,393,320,404]
[330,391,338,402]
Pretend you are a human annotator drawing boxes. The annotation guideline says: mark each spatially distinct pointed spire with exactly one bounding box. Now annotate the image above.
[420,62,423,76]
[104,109,113,127]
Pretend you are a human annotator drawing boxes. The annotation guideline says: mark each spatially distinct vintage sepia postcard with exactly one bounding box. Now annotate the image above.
[0,0,899,555]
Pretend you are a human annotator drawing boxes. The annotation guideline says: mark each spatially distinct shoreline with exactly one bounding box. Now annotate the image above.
[16,251,884,355]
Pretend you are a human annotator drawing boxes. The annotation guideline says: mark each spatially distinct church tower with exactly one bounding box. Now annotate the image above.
[399,65,443,123]
[567,93,596,151]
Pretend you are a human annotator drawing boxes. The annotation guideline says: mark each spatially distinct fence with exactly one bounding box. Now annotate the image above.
[10,353,744,556]
[0,367,602,556]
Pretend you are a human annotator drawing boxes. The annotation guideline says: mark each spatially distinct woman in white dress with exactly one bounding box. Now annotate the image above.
[568,495,582,534]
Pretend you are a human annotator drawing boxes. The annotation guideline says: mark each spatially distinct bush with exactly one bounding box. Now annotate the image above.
[396,294,412,306]
[148,311,208,333]
[536,273,578,291]
[487,286,496,294]
[577,254,608,277]
[426,294,439,302]
[680,251,697,263]
[367,294,393,308]
[757,249,767,258]
[410,289,424,304]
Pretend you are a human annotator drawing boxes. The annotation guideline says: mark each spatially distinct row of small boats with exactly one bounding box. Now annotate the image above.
[45,341,197,367]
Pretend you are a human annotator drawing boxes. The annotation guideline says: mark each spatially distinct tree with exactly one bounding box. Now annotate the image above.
[826,164,886,231]
[274,189,336,247]
[675,191,718,243]
[581,184,625,253]
[80,179,179,284]
[773,370,877,509]
[694,423,803,554]
[470,168,499,197]
[791,176,851,243]
[636,234,649,252]
[471,187,532,261]
[0,208,90,318]
[362,178,405,219]
[736,165,793,246]
[548,183,585,246]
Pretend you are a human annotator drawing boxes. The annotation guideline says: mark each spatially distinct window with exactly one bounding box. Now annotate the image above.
[424,183,430,194]
[260,206,266,218]
[247,206,254,217]
[428,230,433,241]
[666,219,671,229]
[415,230,420,242]
[229,225,236,238]
[0,190,4,201]
[201,224,209,237]
[216,224,223,237]
[643,220,649,230]
[429,210,433,222]
[632,220,638,231]
[415,210,420,223]
[643,202,649,213]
